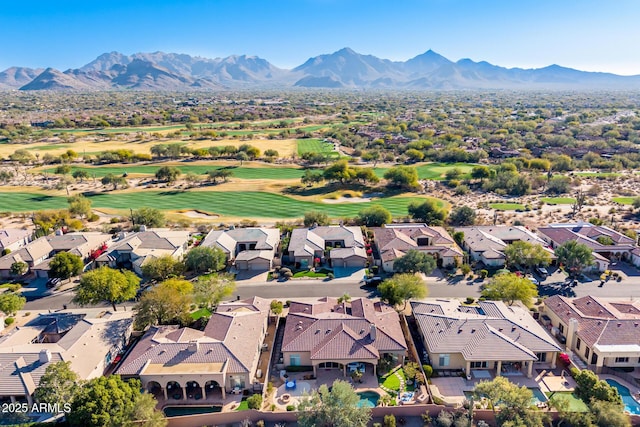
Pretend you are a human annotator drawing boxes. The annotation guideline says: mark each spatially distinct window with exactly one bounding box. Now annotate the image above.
[439,354,450,367]
[289,355,301,366]
[591,353,598,365]
[585,348,590,359]
[615,357,630,363]
[470,361,487,368]
[536,353,547,362]
[576,338,581,350]
[558,324,565,333]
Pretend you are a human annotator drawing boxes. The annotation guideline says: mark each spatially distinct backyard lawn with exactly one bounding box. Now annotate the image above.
[190,308,212,321]
[545,392,589,412]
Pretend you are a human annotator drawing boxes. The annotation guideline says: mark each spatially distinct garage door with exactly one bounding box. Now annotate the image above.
[345,258,364,268]
[249,260,270,271]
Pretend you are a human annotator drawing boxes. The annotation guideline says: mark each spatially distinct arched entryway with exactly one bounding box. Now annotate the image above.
[185,381,202,400]
[205,380,223,399]
[146,381,163,400]
[166,381,184,400]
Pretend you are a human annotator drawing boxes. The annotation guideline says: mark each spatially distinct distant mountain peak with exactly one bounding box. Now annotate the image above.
[5,48,639,91]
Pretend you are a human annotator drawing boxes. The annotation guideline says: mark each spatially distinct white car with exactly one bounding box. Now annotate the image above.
[527,276,539,285]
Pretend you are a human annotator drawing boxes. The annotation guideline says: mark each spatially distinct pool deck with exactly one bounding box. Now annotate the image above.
[429,367,576,406]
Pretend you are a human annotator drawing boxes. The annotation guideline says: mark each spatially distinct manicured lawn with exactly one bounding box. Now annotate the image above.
[379,368,406,392]
[613,197,635,205]
[235,400,249,411]
[190,308,212,321]
[297,138,340,157]
[41,165,306,180]
[0,191,443,218]
[489,203,526,211]
[541,197,576,205]
[545,392,589,412]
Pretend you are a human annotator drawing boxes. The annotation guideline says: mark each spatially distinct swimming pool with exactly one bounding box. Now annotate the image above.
[605,379,640,415]
[357,391,380,408]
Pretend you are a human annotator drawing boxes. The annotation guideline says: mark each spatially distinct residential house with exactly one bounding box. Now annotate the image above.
[0,309,133,405]
[537,222,636,271]
[0,237,53,279]
[32,231,112,278]
[455,225,553,268]
[201,227,280,271]
[372,223,463,272]
[281,297,407,377]
[0,229,32,254]
[94,229,190,276]
[288,226,367,268]
[412,299,561,379]
[116,297,269,401]
[543,295,640,373]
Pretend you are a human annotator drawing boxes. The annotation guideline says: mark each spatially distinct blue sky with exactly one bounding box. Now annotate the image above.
[1,0,639,75]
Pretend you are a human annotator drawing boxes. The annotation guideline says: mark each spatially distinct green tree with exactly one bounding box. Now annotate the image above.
[555,240,594,277]
[207,168,233,183]
[155,165,181,183]
[471,165,491,182]
[132,207,166,228]
[9,148,35,164]
[184,246,226,273]
[383,165,420,190]
[448,206,476,226]
[590,399,630,427]
[236,151,249,165]
[193,273,235,310]
[303,210,330,227]
[264,149,279,159]
[356,205,392,227]
[247,394,263,410]
[67,376,165,427]
[354,167,380,184]
[35,361,80,405]
[474,376,545,427]
[297,380,371,427]
[270,300,284,316]
[134,278,193,329]
[573,369,622,405]
[301,169,324,186]
[49,252,84,280]
[141,254,185,281]
[323,159,355,184]
[378,273,427,310]
[73,266,140,311]
[547,175,572,194]
[55,164,72,175]
[504,241,551,271]
[101,174,128,190]
[393,250,436,275]
[408,199,448,225]
[481,272,538,307]
[10,261,28,277]
[68,194,92,219]
[0,292,26,315]
[72,169,90,182]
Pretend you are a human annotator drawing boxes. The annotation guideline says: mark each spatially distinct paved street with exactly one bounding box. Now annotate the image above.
[23,263,640,312]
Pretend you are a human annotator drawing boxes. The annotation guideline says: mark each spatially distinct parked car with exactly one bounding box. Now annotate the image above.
[364,276,383,287]
[527,276,539,285]
[535,267,549,278]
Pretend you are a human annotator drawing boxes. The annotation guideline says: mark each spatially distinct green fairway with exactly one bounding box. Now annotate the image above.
[541,197,576,205]
[573,172,621,178]
[297,138,339,157]
[374,162,476,180]
[0,191,444,218]
[489,203,526,211]
[613,197,636,205]
[41,165,306,180]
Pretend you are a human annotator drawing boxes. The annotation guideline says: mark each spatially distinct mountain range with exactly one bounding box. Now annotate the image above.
[2,48,640,91]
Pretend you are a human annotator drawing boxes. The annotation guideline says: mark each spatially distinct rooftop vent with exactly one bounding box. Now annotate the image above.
[188,340,199,352]
[39,349,51,364]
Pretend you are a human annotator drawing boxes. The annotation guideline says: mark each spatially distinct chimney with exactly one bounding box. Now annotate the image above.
[39,349,52,363]
[369,323,377,341]
[139,225,147,232]
[565,318,579,351]
[54,229,64,236]
[188,340,199,353]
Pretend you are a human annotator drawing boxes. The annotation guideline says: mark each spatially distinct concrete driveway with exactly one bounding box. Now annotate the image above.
[235,270,269,283]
